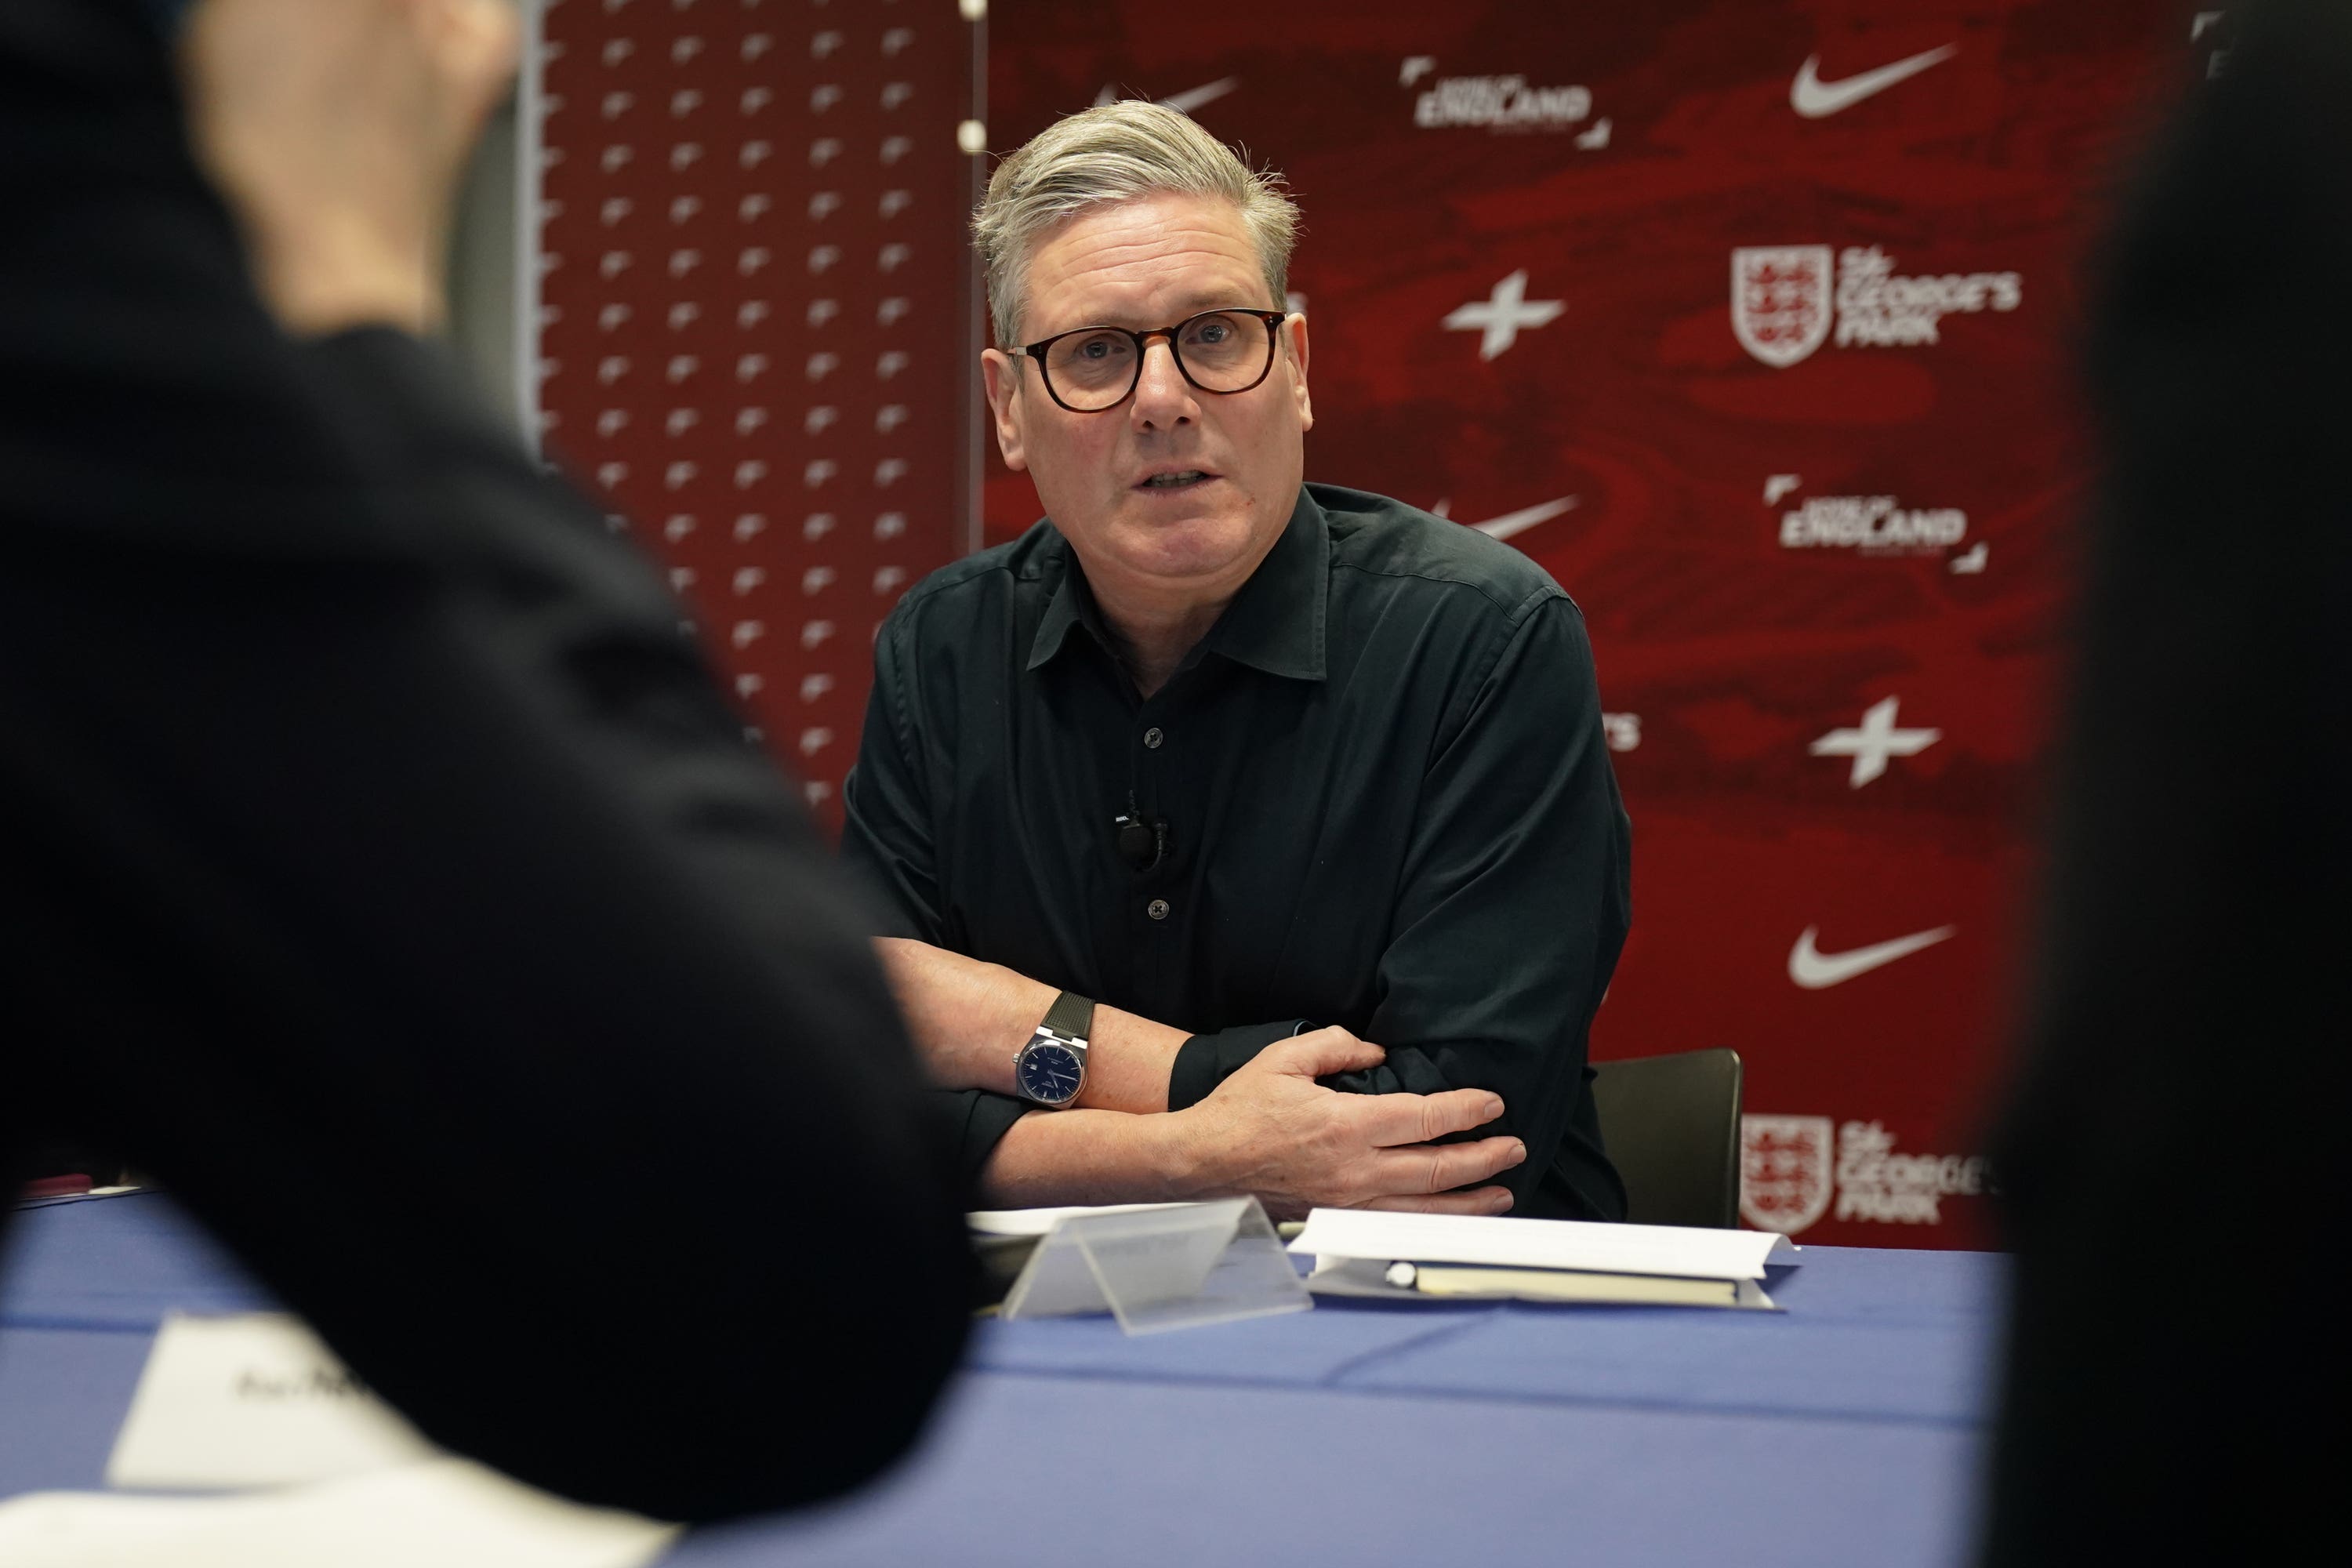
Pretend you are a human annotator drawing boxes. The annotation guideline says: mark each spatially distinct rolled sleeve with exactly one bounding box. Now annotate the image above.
[843,608,1025,1195]
[936,1091,1031,1201]
[1334,593,1631,1218]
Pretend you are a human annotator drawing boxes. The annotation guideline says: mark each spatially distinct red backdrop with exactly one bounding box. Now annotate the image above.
[981,0,2208,1247]
[533,0,978,829]
[535,1,2220,1246]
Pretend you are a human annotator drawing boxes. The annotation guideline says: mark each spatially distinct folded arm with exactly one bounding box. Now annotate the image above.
[870,936,1526,1214]
[979,1029,1526,1220]
[1148,594,1633,1215]
[844,640,1525,1214]
[873,935,1189,1112]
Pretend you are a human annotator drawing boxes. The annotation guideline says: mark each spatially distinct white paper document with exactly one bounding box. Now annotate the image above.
[1305,1258,1780,1309]
[107,1313,437,1490]
[1288,1209,1797,1308]
[0,1459,677,1568]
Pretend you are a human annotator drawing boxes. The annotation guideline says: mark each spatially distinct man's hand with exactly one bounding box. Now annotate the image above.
[181,0,521,336]
[1174,1027,1524,1219]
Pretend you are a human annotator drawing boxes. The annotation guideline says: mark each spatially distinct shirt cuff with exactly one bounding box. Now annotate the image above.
[300,327,540,490]
[301,328,479,440]
[1167,1021,1312,1111]
[942,1088,1033,1204]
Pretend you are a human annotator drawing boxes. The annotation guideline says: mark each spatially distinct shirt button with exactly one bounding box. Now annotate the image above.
[1143,727,1164,749]
[1147,898,1171,921]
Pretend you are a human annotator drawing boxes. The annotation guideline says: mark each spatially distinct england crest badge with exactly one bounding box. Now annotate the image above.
[1730,246,1835,368]
[1740,1114,1835,1234]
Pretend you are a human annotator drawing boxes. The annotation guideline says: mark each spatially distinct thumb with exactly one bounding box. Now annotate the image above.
[1261,1025,1384,1080]
[425,0,524,103]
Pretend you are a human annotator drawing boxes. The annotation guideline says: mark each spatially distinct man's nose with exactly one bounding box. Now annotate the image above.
[1129,334,1194,426]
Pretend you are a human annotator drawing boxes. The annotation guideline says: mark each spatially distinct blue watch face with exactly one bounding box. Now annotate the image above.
[1018,1042,1083,1104]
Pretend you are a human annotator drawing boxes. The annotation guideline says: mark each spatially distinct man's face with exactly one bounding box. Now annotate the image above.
[982,194,1312,602]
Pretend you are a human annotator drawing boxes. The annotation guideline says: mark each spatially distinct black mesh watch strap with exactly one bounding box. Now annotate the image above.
[1041,990,1095,1041]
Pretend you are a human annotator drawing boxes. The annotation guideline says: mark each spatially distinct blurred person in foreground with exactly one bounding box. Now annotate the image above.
[1983,0,2348,1560]
[847,103,1632,1221]
[0,0,967,1523]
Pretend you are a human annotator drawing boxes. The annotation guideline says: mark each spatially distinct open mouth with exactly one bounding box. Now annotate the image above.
[1136,470,1216,492]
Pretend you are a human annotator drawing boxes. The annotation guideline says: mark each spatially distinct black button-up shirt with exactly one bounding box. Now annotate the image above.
[841,485,1631,1219]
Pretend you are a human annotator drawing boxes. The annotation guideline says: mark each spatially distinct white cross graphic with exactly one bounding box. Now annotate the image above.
[1809,697,1940,788]
[1443,270,1565,361]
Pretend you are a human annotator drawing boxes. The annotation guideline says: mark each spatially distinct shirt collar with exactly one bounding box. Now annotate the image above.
[1025,486,1329,682]
[1024,540,1101,672]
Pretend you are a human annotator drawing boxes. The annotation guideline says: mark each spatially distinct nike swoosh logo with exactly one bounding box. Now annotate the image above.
[1788,924,1955,989]
[1160,77,1240,115]
[1791,45,1958,119]
[1469,496,1578,542]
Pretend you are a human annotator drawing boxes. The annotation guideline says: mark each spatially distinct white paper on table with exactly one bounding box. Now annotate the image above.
[1287,1209,1798,1282]
[0,1458,678,1568]
[107,1313,437,1490]
[1303,1257,1781,1310]
[967,1202,1190,1237]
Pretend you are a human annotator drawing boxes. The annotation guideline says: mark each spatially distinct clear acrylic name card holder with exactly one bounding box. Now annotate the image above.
[1000,1197,1312,1334]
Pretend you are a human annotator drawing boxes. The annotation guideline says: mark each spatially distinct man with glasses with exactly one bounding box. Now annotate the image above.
[845,101,1632,1221]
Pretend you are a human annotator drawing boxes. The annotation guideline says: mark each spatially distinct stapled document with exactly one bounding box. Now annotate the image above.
[1288,1209,1797,1308]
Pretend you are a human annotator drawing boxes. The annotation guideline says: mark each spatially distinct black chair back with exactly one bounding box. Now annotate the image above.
[1588,1048,1744,1229]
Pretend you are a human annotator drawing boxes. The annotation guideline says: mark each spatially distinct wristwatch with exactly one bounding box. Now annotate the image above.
[1013,991,1094,1109]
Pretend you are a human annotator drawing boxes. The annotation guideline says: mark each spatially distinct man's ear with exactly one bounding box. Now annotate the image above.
[980,349,1029,473]
[1284,314,1312,434]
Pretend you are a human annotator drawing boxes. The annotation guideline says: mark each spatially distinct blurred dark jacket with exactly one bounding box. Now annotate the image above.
[1985,1,2350,1560]
[0,0,969,1523]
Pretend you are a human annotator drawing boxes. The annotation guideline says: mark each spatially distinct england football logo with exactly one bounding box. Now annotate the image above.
[1732,245,2024,366]
[1739,1114,1835,1234]
[1730,247,1834,368]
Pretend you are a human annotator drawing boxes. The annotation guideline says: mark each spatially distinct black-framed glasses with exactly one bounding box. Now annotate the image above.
[1008,308,1288,413]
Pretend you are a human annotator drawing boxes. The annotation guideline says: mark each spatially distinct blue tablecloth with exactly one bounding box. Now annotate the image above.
[0,1192,2004,1567]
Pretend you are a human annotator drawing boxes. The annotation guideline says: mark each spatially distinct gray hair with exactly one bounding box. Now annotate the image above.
[971,100,1301,347]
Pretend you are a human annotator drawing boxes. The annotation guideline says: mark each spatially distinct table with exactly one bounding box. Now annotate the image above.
[0,1192,2003,1567]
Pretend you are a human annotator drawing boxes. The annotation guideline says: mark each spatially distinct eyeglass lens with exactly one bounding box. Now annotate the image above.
[1044,312,1274,410]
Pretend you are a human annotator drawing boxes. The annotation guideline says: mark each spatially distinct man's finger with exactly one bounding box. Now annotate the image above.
[1259,1025,1382,1080]
[1355,1085,1507,1148]
[1358,1186,1515,1216]
[1371,1132,1526,1195]
[427,0,524,101]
